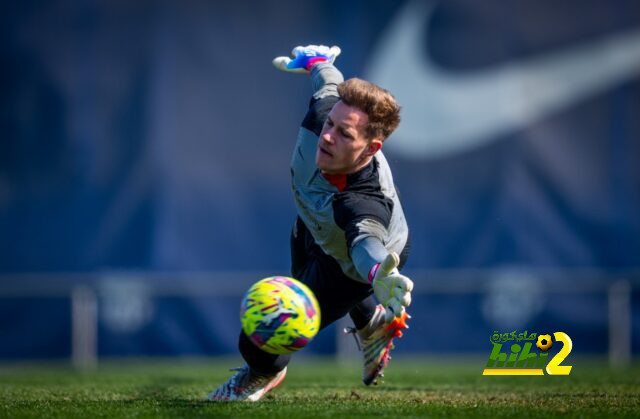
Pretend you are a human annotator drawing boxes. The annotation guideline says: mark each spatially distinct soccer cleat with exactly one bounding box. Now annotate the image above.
[346,304,410,386]
[207,365,287,402]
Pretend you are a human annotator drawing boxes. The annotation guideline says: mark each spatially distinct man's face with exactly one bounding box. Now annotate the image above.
[316,101,381,175]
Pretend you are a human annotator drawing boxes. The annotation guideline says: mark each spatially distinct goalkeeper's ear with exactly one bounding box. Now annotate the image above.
[363,138,382,158]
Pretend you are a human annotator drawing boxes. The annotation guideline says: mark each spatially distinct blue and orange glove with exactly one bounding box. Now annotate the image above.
[272,44,341,74]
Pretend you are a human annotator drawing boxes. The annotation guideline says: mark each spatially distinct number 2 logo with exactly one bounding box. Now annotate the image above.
[546,332,573,375]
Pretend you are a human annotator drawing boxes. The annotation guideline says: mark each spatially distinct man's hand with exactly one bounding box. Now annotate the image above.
[273,45,341,74]
[371,252,413,323]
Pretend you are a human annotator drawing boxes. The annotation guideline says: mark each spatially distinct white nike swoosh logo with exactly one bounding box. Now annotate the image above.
[366,1,640,159]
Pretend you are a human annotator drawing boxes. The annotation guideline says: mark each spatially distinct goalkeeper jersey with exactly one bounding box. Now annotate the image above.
[290,63,410,284]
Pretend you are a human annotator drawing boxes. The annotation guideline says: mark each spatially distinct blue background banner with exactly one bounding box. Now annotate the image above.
[1,0,639,357]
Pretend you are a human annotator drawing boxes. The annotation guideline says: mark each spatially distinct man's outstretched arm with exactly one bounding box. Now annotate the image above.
[274,45,344,136]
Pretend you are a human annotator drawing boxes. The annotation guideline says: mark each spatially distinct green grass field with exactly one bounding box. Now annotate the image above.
[1,356,638,418]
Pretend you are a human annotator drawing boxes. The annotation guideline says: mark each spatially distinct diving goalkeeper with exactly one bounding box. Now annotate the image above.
[208,45,413,401]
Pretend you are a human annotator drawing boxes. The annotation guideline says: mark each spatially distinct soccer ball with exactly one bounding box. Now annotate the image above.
[536,334,553,352]
[240,276,321,355]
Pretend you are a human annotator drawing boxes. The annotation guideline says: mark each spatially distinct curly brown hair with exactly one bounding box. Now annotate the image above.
[337,78,401,141]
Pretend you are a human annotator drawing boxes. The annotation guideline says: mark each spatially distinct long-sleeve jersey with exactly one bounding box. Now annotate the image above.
[290,63,410,284]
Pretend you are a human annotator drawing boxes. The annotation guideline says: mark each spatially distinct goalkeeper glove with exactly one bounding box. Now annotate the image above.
[272,44,341,73]
[370,252,413,323]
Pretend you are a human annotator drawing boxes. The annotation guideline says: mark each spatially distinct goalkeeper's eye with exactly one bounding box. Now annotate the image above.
[340,128,353,140]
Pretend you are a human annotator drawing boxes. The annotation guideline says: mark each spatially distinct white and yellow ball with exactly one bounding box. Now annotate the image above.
[240,276,321,354]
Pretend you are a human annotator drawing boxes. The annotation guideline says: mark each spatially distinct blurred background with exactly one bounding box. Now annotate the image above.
[1,0,639,367]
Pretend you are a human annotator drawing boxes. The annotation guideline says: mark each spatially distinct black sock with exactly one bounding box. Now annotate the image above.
[238,331,291,375]
[348,295,378,329]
